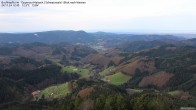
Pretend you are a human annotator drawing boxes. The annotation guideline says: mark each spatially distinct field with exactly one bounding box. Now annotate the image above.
[41,83,69,99]
[61,66,90,78]
[103,72,131,85]
[99,66,115,76]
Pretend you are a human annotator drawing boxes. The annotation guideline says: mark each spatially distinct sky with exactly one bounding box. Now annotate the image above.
[0,0,196,33]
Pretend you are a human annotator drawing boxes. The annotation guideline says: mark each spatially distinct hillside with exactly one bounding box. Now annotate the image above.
[0,43,97,69]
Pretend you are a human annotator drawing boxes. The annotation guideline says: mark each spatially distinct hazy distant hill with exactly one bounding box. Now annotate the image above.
[118,39,179,52]
[0,30,183,45]
[118,38,196,53]
[0,30,94,44]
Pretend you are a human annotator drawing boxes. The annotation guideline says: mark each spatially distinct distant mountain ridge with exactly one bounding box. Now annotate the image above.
[0,30,184,44]
[0,30,93,44]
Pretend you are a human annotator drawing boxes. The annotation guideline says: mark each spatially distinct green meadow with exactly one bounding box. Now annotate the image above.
[61,66,90,78]
[99,66,115,76]
[41,83,69,99]
[103,72,131,85]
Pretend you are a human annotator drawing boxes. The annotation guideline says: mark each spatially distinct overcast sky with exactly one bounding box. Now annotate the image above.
[0,0,196,33]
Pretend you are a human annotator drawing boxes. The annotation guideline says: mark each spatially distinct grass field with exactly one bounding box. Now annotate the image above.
[99,66,115,76]
[61,66,90,78]
[103,72,131,85]
[41,83,69,99]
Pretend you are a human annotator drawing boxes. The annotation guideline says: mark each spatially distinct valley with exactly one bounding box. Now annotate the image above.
[0,31,195,110]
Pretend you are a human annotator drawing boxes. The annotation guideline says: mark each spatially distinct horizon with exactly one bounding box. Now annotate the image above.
[0,30,196,35]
